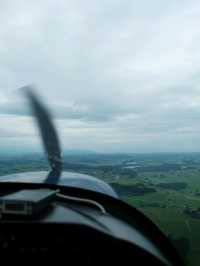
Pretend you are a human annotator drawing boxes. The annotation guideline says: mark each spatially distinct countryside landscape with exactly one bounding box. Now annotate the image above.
[0,152,200,265]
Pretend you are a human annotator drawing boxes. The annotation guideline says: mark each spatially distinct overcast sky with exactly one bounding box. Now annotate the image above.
[0,0,200,153]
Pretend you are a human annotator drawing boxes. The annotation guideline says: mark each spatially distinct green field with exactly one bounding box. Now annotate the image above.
[119,167,200,266]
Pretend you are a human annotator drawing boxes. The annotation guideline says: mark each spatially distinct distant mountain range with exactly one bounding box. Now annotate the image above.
[0,149,97,158]
[63,149,97,155]
[1,149,200,159]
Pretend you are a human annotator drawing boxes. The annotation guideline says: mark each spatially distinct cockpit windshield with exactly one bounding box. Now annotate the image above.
[0,1,199,265]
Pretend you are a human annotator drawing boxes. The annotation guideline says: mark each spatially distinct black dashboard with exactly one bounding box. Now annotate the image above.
[0,182,184,265]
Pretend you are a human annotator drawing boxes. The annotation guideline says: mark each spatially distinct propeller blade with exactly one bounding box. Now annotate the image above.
[23,86,62,184]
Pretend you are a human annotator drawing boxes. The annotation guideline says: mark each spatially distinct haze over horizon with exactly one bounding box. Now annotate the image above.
[0,0,200,153]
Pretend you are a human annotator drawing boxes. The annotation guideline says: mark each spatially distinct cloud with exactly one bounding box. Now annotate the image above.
[0,0,200,152]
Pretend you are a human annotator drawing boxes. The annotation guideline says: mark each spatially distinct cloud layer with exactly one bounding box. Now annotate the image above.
[0,0,200,153]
